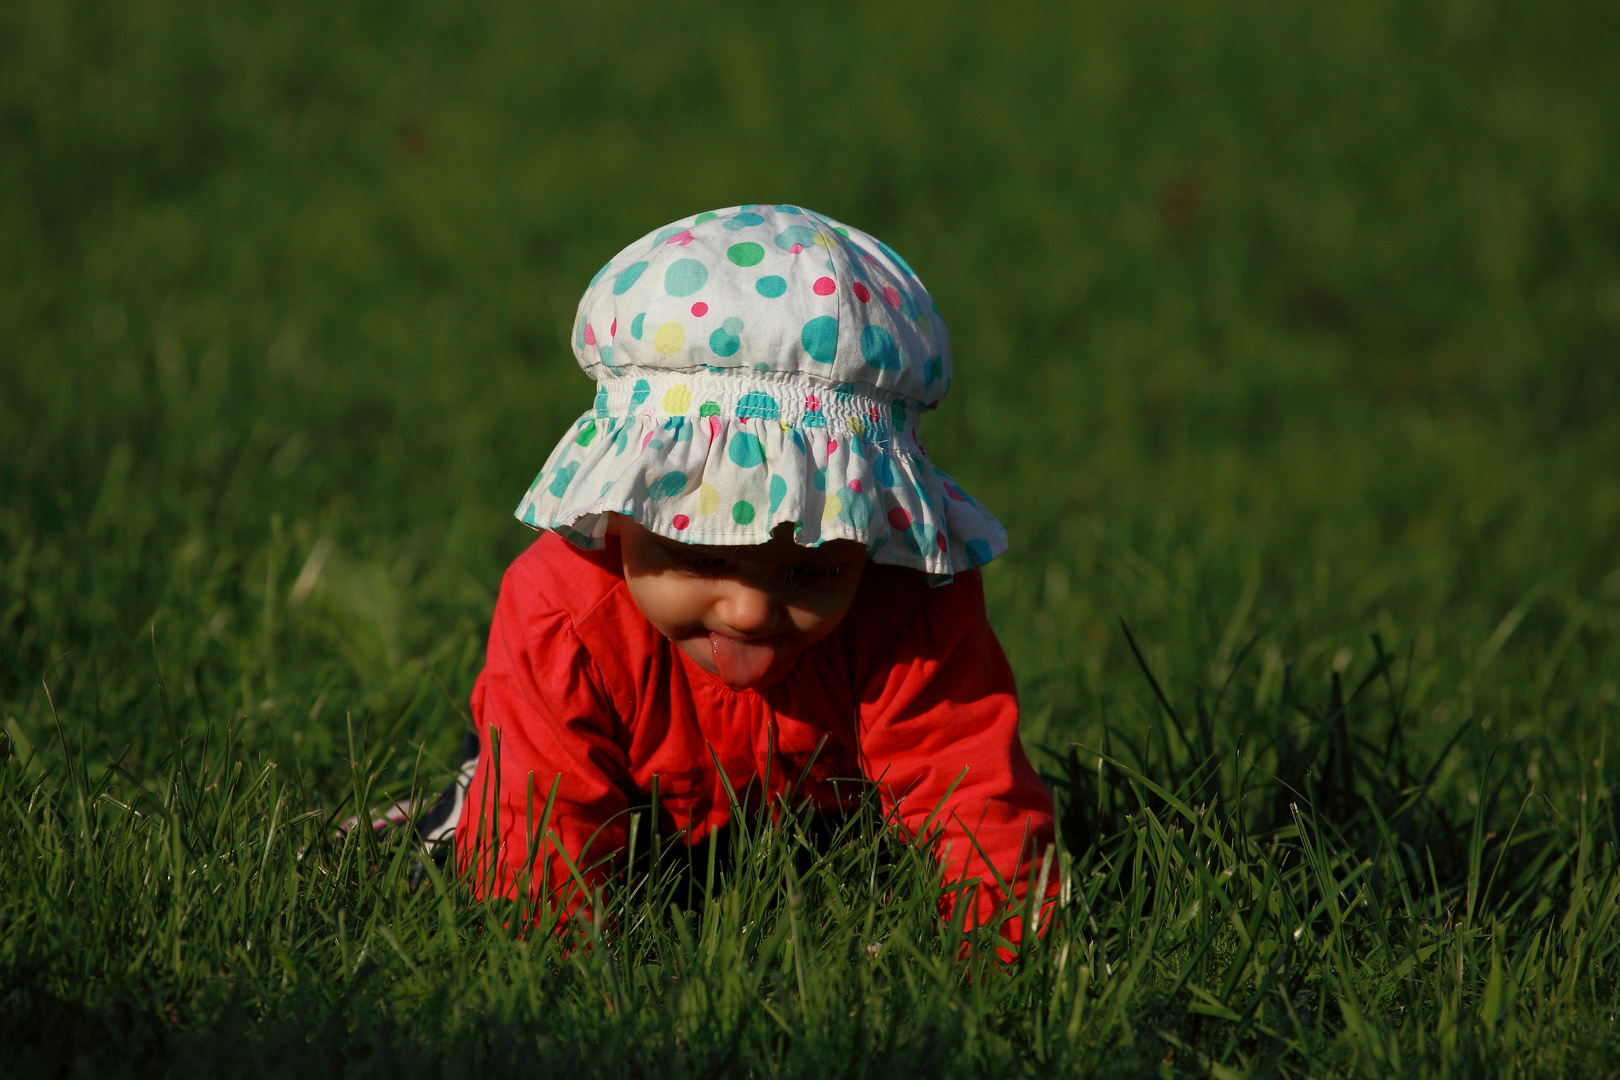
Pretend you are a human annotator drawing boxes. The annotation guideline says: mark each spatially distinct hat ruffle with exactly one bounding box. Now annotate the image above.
[515,373,1006,579]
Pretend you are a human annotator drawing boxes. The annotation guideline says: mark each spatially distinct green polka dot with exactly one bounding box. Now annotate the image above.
[693,212,718,224]
[732,500,756,525]
[664,258,708,297]
[727,242,765,267]
[755,275,787,298]
[700,400,721,418]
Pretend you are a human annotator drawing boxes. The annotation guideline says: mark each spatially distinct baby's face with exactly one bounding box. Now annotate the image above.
[612,515,868,690]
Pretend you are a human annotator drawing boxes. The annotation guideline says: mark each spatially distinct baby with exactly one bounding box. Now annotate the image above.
[451,205,1056,937]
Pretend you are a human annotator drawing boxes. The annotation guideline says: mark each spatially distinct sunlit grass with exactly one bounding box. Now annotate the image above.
[3,0,1620,1074]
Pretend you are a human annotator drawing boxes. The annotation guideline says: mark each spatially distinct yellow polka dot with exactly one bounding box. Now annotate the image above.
[845,416,865,436]
[917,316,931,334]
[822,493,843,521]
[662,384,692,415]
[778,419,792,432]
[698,483,719,516]
[653,322,685,356]
[812,232,837,248]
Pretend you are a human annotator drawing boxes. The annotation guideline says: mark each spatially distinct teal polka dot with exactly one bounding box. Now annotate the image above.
[774,205,802,214]
[875,238,916,276]
[872,454,896,486]
[860,325,901,370]
[728,432,765,468]
[756,275,787,298]
[612,261,649,295]
[732,500,756,525]
[725,212,765,230]
[890,400,907,426]
[631,313,646,339]
[548,462,579,497]
[736,391,779,421]
[589,261,612,286]
[727,242,764,267]
[903,522,939,556]
[802,411,826,429]
[652,226,684,244]
[709,317,743,357]
[664,259,708,297]
[574,318,586,351]
[769,475,787,515]
[837,487,874,530]
[812,467,827,491]
[521,503,538,526]
[629,378,651,408]
[594,386,609,416]
[774,225,818,250]
[966,539,993,567]
[801,315,838,364]
[599,345,614,367]
[649,471,686,498]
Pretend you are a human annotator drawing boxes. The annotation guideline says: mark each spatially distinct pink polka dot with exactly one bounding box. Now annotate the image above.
[665,230,694,246]
[691,302,708,317]
[672,514,690,530]
[812,277,836,296]
[609,319,616,337]
[583,323,596,346]
[848,479,863,494]
[827,438,839,452]
[887,507,911,530]
[789,244,804,254]
[936,533,948,551]
[882,287,902,308]
[852,282,870,303]
[805,393,821,411]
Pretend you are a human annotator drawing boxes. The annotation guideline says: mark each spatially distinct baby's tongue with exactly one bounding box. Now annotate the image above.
[710,633,780,690]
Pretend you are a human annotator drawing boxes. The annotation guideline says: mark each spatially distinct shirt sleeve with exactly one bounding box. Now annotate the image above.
[456,557,629,923]
[854,570,1059,942]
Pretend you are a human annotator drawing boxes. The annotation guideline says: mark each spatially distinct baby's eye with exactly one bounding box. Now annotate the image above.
[781,563,846,588]
[673,553,731,576]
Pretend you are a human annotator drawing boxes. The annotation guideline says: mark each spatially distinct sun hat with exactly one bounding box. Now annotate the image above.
[515,204,1007,580]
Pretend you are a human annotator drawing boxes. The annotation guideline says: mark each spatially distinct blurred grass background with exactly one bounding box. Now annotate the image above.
[4,0,1620,1073]
[5,0,1616,776]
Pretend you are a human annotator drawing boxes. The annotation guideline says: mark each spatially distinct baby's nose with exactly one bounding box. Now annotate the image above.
[714,579,779,637]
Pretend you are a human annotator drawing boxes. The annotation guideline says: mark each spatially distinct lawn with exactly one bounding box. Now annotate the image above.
[3,0,1620,1075]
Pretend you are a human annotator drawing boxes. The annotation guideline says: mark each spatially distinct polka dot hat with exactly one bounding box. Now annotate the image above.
[516,204,1007,580]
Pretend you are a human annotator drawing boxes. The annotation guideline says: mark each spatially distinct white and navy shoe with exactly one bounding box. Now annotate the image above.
[352,731,480,869]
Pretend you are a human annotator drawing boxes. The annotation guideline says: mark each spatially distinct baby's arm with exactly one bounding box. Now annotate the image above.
[457,558,629,923]
[855,570,1058,941]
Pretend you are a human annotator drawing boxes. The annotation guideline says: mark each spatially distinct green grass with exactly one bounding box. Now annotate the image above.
[4,0,1620,1074]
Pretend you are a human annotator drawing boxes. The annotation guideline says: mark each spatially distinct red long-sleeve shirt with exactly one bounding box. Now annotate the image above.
[456,531,1056,934]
